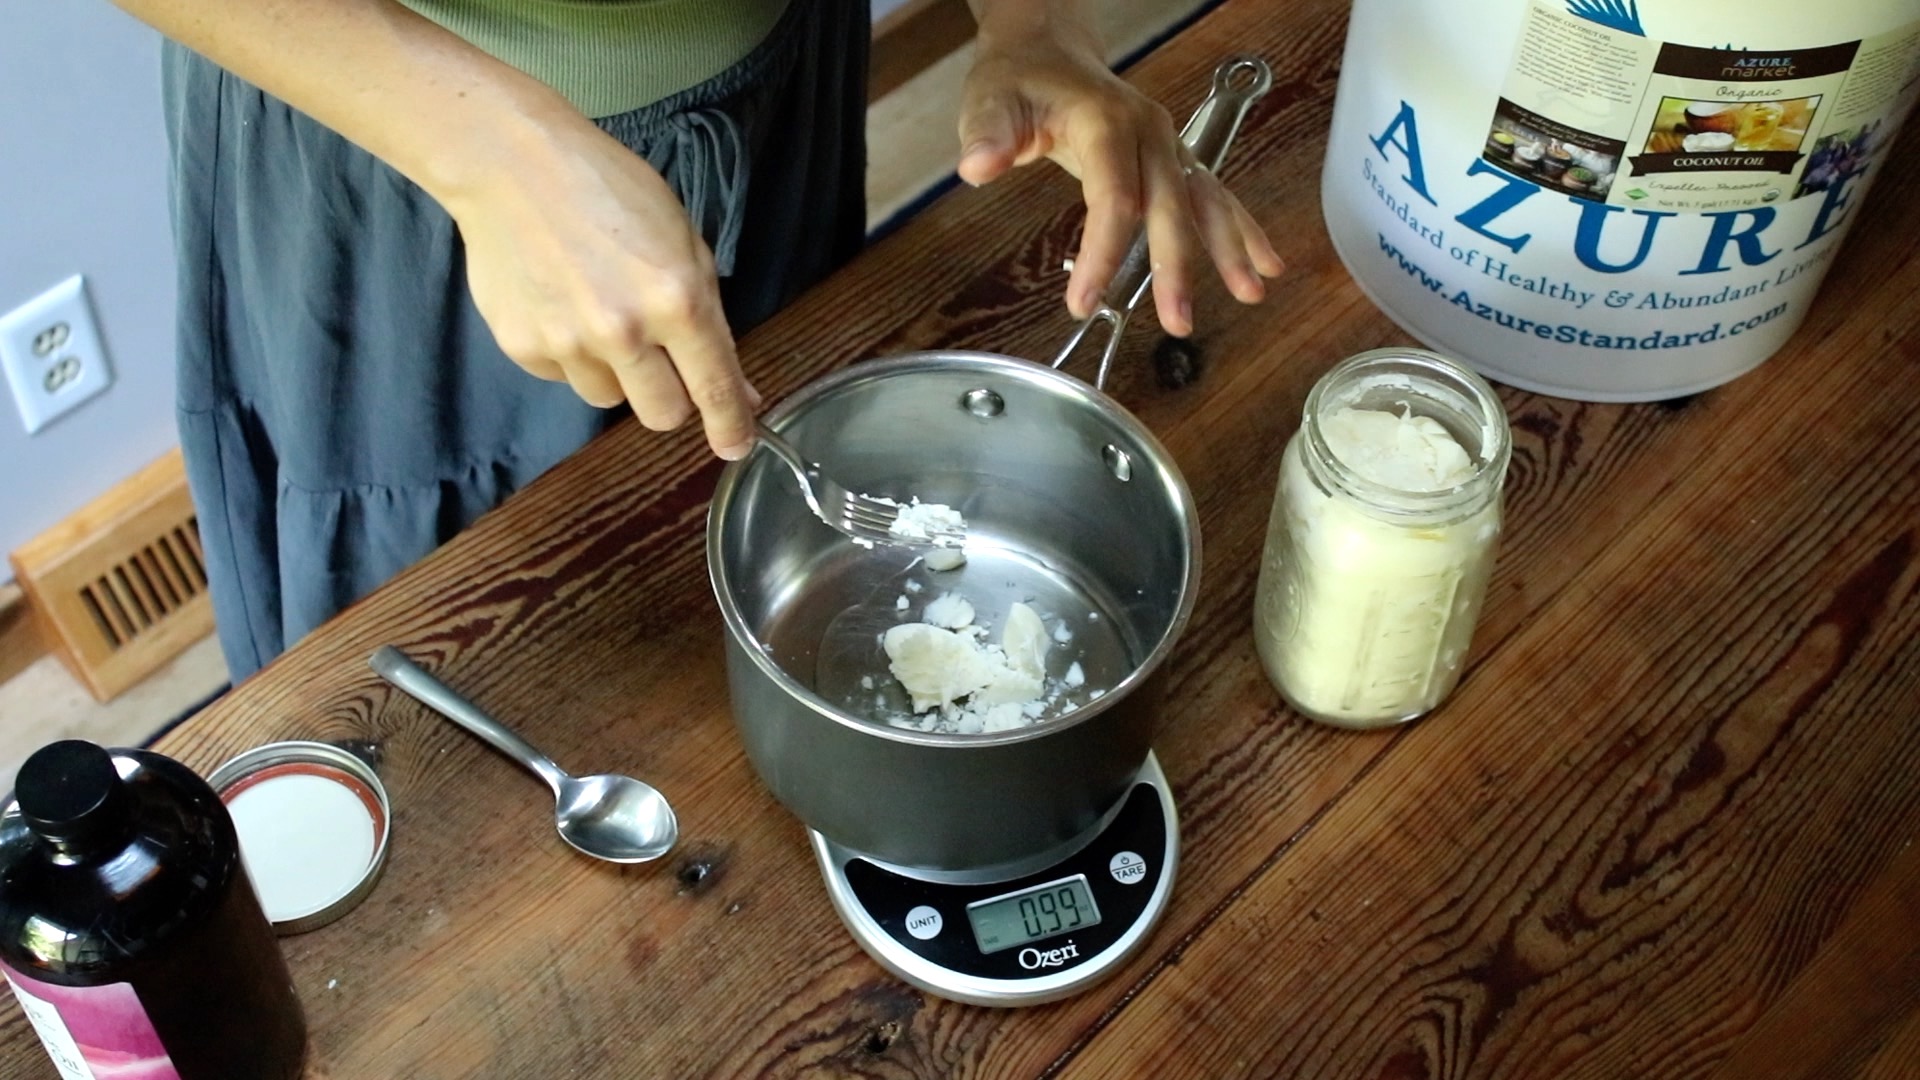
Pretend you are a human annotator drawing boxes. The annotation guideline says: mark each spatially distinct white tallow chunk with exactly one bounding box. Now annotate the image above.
[924,547,967,572]
[888,499,967,544]
[1000,602,1048,679]
[881,623,996,712]
[882,601,1050,715]
[923,593,975,630]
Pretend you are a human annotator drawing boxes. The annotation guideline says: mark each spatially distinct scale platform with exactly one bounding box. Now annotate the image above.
[811,752,1179,1007]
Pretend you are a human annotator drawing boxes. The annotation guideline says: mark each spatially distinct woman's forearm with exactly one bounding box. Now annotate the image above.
[113,0,589,211]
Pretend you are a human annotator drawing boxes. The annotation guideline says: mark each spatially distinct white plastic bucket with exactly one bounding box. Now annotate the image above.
[1322,0,1920,400]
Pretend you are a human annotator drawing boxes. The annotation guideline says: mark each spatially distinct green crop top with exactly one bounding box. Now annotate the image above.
[397,0,795,119]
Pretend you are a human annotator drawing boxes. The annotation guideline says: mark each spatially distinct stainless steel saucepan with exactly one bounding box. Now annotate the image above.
[707,58,1272,872]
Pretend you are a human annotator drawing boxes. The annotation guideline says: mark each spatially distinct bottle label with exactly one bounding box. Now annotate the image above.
[3,965,180,1080]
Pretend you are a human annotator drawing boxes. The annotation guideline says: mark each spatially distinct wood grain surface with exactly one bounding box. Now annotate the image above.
[5,0,1919,1076]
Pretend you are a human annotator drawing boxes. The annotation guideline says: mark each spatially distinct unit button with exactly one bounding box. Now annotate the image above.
[904,905,944,940]
[1110,851,1148,885]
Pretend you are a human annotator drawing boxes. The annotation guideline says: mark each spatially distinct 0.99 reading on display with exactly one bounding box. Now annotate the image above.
[964,875,1102,954]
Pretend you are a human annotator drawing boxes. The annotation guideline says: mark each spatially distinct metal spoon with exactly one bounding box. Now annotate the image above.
[369,646,678,863]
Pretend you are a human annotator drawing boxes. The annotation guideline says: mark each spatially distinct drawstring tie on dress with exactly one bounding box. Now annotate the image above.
[644,107,749,276]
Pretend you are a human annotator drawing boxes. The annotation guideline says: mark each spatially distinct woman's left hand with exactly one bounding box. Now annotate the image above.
[957,4,1284,337]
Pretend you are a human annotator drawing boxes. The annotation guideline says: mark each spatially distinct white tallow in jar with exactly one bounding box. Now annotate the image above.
[1254,348,1512,728]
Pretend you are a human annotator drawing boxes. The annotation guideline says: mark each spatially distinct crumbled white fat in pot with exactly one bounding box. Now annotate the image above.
[880,600,1076,732]
[923,547,967,572]
[881,623,998,712]
[1321,406,1474,491]
[883,498,967,544]
[999,603,1048,680]
[923,593,975,630]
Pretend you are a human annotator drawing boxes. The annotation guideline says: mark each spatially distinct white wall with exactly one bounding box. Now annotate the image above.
[0,2,178,582]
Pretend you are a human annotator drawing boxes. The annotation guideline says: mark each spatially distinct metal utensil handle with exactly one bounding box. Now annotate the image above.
[1051,56,1275,388]
[369,645,569,796]
[753,421,825,517]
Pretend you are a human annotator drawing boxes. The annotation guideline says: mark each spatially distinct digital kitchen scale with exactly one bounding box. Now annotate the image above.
[812,752,1178,1007]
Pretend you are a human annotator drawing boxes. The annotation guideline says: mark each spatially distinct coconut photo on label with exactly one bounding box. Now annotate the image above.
[1616,41,1861,208]
[1479,97,1626,202]
[1641,94,1822,156]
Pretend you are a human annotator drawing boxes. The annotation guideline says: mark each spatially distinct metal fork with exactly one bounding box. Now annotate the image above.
[753,422,966,549]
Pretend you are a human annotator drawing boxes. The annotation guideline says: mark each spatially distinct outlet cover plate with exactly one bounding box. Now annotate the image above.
[0,274,115,434]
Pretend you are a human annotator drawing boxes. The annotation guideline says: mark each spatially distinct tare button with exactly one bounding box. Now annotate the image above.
[1110,851,1148,884]
[904,905,944,940]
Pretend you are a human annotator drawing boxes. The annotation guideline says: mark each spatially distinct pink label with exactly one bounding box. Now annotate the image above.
[2,964,179,1080]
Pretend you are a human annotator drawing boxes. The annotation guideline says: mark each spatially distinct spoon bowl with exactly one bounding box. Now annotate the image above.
[370,646,679,864]
[556,774,678,863]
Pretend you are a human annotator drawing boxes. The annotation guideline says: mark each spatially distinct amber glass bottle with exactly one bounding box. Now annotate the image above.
[0,740,306,1079]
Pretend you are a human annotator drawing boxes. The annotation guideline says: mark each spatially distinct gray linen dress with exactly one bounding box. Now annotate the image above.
[161,0,869,680]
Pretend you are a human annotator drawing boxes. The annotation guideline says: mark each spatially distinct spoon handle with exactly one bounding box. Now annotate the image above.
[370,646,569,797]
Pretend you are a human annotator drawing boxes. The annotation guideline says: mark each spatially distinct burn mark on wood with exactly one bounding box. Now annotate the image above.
[677,860,713,890]
[674,842,731,896]
[1153,335,1206,389]
[335,738,384,770]
[841,982,922,1064]
[862,1020,902,1055]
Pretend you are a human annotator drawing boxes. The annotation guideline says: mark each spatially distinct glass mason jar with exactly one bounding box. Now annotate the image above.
[1253,348,1511,729]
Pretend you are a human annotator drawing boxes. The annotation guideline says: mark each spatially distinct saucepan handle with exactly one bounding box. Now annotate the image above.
[1050,56,1274,389]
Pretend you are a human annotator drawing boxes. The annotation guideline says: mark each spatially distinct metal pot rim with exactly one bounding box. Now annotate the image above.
[706,349,1201,747]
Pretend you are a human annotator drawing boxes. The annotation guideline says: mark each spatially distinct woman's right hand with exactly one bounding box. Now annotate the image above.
[444,116,761,460]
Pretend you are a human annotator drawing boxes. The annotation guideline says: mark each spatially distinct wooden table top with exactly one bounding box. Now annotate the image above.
[10,0,1920,1076]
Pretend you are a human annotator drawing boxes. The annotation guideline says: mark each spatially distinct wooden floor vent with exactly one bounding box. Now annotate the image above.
[9,449,216,702]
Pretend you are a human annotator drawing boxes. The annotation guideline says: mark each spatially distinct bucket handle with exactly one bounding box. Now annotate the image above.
[1050,56,1274,390]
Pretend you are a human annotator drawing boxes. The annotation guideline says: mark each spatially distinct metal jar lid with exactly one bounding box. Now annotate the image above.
[206,741,391,935]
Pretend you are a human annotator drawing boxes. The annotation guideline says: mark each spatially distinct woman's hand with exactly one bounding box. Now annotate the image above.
[448,118,760,459]
[959,2,1283,336]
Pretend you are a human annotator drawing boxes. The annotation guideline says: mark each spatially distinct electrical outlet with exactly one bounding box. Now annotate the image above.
[0,274,115,435]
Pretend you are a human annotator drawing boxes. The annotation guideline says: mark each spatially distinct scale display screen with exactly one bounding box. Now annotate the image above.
[965,874,1103,954]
